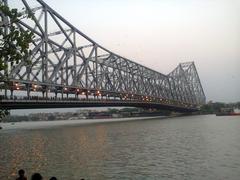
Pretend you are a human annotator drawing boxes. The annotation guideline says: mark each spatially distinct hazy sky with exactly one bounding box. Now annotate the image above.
[19,0,240,102]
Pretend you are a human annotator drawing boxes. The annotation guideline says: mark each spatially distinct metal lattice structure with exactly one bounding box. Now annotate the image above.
[0,0,206,110]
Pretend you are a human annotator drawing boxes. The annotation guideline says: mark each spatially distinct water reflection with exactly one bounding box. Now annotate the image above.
[56,125,109,179]
[0,132,46,179]
[1,115,240,179]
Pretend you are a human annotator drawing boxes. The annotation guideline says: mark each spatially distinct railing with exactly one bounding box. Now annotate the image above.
[0,94,197,110]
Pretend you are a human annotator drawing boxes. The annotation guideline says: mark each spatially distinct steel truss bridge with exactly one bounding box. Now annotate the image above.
[0,0,206,112]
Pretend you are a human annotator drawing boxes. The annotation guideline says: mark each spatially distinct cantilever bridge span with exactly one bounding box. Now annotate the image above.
[0,0,205,112]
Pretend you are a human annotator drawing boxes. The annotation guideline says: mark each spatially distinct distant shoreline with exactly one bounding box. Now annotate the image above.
[0,116,173,130]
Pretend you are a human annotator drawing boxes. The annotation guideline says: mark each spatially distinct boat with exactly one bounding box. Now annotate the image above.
[216,108,240,116]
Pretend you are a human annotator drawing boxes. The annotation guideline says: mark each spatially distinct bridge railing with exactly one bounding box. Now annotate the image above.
[0,93,197,110]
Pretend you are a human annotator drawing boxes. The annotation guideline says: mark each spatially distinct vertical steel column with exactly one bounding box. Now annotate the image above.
[95,44,98,89]
[85,54,88,100]
[44,5,48,98]
[10,89,13,99]
[61,88,63,99]
[73,30,76,86]
[167,77,174,101]
[26,83,30,99]
[66,52,68,87]
[26,63,30,99]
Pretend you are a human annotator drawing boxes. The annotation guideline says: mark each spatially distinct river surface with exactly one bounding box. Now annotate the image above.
[0,115,240,180]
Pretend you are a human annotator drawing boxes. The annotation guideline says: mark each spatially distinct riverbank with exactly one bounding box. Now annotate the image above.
[0,116,172,130]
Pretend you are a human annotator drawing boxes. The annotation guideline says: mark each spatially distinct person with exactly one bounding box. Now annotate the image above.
[31,173,43,180]
[16,169,27,180]
[49,177,57,180]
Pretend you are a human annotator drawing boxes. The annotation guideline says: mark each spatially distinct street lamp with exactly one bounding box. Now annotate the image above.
[15,83,20,90]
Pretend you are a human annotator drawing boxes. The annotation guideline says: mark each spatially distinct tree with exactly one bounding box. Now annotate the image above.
[0,1,34,119]
[0,1,33,73]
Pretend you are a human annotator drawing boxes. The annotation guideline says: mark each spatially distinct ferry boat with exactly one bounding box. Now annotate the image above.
[216,108,240,116]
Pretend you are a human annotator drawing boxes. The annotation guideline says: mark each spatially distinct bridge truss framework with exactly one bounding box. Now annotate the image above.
[0,0,206,111]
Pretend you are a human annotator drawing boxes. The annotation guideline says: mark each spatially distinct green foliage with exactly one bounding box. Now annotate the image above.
[107,108,119,114]
[0,109,9,120]
[120,107,139,112]
[200,104,214,114]
[200,102,240,114]
[0,2,34,120]
[237,102,240,108]
[0,2,34,75]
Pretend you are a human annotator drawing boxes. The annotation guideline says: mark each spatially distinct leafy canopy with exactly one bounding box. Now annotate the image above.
[0,2,34,119]
[0,2,34,74]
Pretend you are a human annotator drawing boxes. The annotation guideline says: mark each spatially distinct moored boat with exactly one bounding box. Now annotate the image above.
[216,108,240,116]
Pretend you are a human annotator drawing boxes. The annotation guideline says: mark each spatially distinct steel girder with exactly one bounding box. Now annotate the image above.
[168,62,206,105]
[0,0,206,106]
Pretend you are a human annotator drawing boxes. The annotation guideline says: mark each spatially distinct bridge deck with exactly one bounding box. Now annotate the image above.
[0,98,198,112]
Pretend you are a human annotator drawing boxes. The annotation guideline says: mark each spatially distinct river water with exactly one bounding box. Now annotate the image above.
[0,115,240,180]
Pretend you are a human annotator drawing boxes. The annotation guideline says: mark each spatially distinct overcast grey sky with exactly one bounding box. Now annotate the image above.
[11,0,240,103]
[40,0,239,103]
